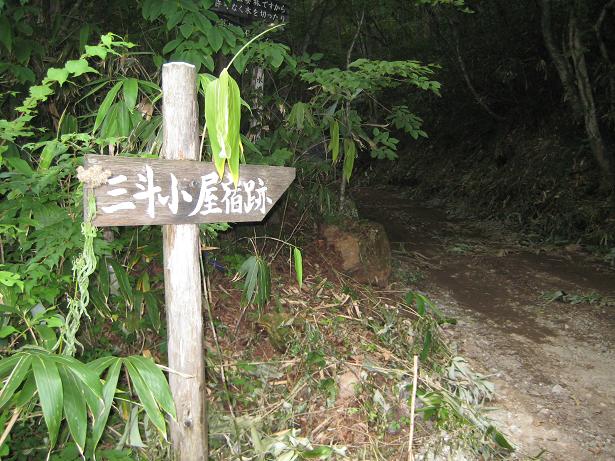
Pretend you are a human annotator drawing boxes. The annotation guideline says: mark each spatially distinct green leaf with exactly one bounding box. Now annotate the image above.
[420,329,432,361]
[123,78,139,110]
[206,27,223,52]
[59,366,87,454]
[342,138,356,182]
[93,81,123,133]
[6,157,33,176]
[125,356,175,418]
[0,355,21,379]
[205,69,242,185]
[329,121,339,162]
[53,356,104,422]
[65,59,98,77]
[99,257,110,299]
[32,355,63,448]
[0,326,17,339]
[239,256,258,305]
[0,355,32,409]
[301,446,333,458]
[29,84,54,100]
[143,292,160,332]
[179,23,193,39]
[293,247,303,289]
[0,17,12,52]
[39,140,68,171]
[90,358,121,453]
[108,259,133,305]
[162,38,182,55]
[268,48,284,68]
[46,68,70,86]
[123,359,168,439]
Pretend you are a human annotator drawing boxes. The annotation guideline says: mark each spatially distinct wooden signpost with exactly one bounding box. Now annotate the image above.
[84,62,294,460]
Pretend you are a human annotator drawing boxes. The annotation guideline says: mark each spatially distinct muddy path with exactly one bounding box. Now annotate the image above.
[354,188,615,460]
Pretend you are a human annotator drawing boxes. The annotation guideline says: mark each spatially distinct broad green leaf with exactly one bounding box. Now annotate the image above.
[0,355,32,409]
[91,358,121,452]
[87,356,118,376]
[268,48,284,68]
[293,247,303,289]
[205,69,242,185]
[12,373,36,408]
[342,138,356,182]
[108,259,133,305]
[29,84,54,100]
[93,81,123,133]
[84,45,108,60]
[53,356,104,421]
[143,292,160,332]
[125,356,175,418]
[59,367,87,454]
[329,121,339,162]
[0,355,21,378]
[179,23,193,39]
[6,157,33,176]
[124,359,167,439]
[162,38,182,55]
[46,68,69,86]
[0,326,17,339]
[99,257,110,299]
[39,140,68,171]
[206,27,223,52]
[65,59,98,77]
[32,355,63,447]
[123,78,139,110]
[0,17,12,52]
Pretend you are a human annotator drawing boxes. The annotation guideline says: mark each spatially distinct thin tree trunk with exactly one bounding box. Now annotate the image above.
[595,0,615,122]
[569,15,614,189]
[339,9,365,213]
[539,0,582,116]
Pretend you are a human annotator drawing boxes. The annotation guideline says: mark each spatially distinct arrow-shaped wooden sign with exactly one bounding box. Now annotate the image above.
[83,154,295,227]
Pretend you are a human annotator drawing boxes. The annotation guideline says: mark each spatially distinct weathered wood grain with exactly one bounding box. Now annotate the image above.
[83,155,295,227]
[161,62,206,461]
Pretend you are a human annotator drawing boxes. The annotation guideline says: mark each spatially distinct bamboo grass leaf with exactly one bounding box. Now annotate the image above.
[90,358,121,452]
[0,355,32,410]
[32,355,63,448]
[124,359,168,439]
[293,247,303,289]
[93,81,123,133]
[125,356,175,418]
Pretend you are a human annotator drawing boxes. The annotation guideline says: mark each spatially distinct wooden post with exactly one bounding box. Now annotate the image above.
[161,62,207,460]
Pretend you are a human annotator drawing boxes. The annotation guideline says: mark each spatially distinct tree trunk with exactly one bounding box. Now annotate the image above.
[539,0,582,117]
[539,0,614,189]
[569,15,614,189]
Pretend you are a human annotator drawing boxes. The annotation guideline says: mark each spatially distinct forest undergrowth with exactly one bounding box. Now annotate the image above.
[371,116,615,259]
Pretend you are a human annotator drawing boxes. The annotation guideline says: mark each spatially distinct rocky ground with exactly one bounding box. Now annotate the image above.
[355,187,615,460]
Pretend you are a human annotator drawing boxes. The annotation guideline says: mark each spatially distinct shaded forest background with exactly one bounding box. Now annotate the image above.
[3,0,614,243]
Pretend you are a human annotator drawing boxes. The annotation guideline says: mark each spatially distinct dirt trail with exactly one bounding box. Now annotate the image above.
[355,188,615,460]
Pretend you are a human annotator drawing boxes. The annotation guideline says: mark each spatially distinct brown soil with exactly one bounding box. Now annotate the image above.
[355,187,615,460]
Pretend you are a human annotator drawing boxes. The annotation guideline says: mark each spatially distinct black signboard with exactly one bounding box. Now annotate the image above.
[212,0,289,23]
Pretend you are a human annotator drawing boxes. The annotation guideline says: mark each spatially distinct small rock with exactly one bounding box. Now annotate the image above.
[551,384,566,395]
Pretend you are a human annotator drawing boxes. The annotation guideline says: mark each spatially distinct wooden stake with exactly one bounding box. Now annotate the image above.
[407,355,419,461]
[162,62,207,460]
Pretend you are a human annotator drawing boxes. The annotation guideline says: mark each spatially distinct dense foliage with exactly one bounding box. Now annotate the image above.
[0,0,613,459]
